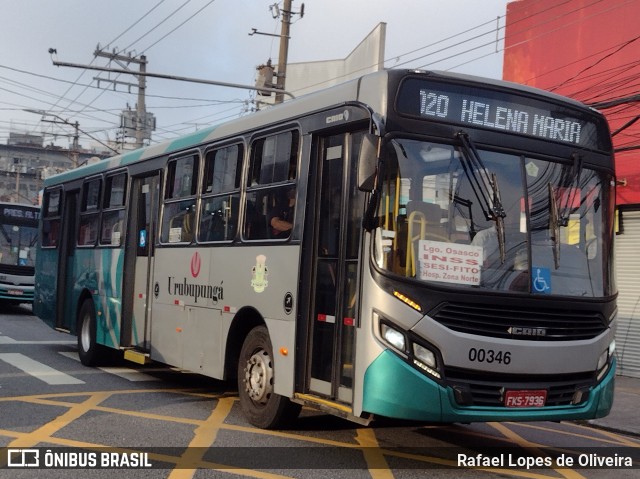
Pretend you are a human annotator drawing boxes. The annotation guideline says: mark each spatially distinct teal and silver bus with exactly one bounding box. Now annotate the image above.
[0,202,39,305]
[34,70,616,428]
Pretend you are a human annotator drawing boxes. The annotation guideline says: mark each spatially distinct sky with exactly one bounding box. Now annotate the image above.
[0,0,510,152]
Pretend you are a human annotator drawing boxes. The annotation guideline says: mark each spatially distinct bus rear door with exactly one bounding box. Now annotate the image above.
[55,190,79,331]
[121,172,161,359]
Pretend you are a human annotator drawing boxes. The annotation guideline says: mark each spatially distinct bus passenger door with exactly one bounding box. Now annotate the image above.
[121,172,160,352]
[56,190,78,331]
[305,132,365,405]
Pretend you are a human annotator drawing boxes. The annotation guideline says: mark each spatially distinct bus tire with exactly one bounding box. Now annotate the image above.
[77,299,101,366]
[238,325,301,429]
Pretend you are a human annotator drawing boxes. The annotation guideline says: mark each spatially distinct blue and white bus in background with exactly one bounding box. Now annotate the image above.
[0,202,39,305]
[34,69,616,428]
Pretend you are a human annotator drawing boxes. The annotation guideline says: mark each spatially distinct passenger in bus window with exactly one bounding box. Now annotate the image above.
[269,188,295,238]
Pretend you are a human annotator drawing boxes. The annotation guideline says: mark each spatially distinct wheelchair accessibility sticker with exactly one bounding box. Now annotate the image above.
[532,267,551,294]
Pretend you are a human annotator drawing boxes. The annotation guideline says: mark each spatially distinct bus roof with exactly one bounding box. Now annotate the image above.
[0,201,39,209]
[43,69,602,187]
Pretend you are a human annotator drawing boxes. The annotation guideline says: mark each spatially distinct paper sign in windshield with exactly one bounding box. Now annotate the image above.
[418,240,483,285]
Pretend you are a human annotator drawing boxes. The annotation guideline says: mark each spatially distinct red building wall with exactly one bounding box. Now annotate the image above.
[503,0,640,205]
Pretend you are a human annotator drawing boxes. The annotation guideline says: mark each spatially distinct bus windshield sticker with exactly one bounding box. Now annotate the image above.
[532,267,551,294]
[138,229,147,247]
[169,227,182,243]
[418,240,482,286]
[525,161,539,178]
[251,254,269,293]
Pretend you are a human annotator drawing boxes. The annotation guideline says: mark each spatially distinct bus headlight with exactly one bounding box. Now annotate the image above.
[376,315,442,380]
[413,343,441,379]
[596,340,615,381]
[596,349,608,372]
[380,323,407,353]
[413,343,437,369]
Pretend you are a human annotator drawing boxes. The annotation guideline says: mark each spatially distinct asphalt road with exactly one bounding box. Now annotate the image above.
[0,304,638,479]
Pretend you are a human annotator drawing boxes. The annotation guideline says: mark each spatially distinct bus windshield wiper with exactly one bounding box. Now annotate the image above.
[549,152,582,269]
[456,131,507,263]
[557,152,583,227]
[549,183,561,269]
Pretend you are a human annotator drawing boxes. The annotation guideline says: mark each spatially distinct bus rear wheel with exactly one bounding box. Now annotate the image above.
[238,325,300,429]
[77,299,102,366]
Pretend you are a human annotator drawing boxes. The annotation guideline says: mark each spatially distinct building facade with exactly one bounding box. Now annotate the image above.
[0,132,109,204]
[503,0,640,377]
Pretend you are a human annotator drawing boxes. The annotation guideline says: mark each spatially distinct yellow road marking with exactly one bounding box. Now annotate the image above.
[488,422,586,479]
[572,423,640,447]
[167,397,293,479]
[8,391,110,448]
[506,421,640,447]
[0,388,632,478]
[169,397,234,477]
[356,428,394,479]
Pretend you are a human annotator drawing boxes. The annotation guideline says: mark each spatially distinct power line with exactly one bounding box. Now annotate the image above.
[140,0,218,53]
[548,32,640,92]
[104,0,168,51]
[120,0,193,53]
[510,0,637,85]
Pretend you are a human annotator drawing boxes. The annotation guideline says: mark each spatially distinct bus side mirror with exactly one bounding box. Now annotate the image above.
[358,134,379,192]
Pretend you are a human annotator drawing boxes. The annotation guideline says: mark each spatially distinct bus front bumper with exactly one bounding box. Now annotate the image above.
[0,285,34,303]
[362,350,615,423]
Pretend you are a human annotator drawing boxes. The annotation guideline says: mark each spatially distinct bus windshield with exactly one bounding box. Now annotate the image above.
[374,138,614,297]
[0,218,38,268]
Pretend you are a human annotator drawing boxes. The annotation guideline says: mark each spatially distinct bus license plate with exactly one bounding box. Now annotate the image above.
[504,389,547,407]
[7,290,23,296]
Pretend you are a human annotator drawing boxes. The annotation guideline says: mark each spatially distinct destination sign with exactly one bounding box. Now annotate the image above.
[0,206,39,226]
[2,207,39,220]
[396,78,609,150]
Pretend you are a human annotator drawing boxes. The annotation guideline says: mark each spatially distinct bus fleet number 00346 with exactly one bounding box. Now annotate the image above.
[468,348,512,365]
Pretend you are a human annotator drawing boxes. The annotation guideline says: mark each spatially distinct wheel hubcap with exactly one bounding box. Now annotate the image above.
[244,349,274,404]
[80,315,91,352]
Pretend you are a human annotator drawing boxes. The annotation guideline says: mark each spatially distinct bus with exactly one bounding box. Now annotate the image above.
[34,69,616,428]
[0,202,39,305]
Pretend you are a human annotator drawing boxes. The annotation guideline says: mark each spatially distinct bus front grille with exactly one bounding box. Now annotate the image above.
[431,302,606,341]
[444,367,595,407]
[0,264,35,277]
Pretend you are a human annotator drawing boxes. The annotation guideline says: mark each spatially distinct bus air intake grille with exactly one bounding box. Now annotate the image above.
[431,303,606,341]
[0,264,35,276]
[444,367,595,407]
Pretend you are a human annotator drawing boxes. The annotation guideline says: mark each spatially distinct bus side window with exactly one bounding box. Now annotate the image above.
[161,155,199,244]
[169,207,195,242]
[100,172,127,247]
[78,216,98,246]
[198,144,242,242]
[78,177,101,247]
[42,188,61,248]
[101,210,125,246]
[243,192,267,240]
[244,131,298,241]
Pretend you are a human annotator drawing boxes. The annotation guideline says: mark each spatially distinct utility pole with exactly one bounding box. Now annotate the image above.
[137,55,147,148]
[250,1,304,105]
[94,49,148,149]
[275,0,293,105]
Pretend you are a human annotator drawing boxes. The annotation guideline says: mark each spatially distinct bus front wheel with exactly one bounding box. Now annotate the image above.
[77,299,101,366]
[238,325,300,429]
